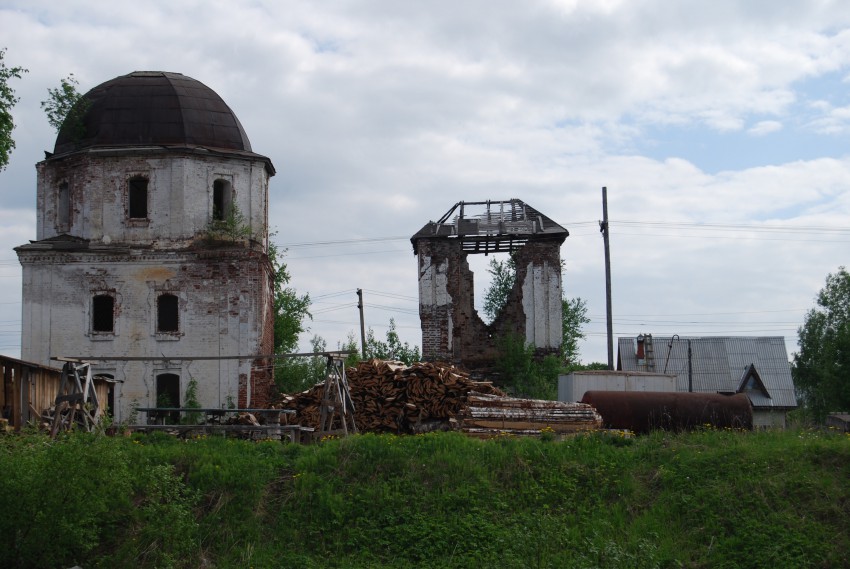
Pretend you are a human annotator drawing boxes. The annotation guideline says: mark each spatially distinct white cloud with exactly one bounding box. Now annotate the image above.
[2,0,850,363]
[748,120,783,136]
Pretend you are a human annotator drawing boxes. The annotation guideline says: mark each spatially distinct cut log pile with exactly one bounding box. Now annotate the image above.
[458,392,602,437]
[277,359,505,433]
[277,359,603,437]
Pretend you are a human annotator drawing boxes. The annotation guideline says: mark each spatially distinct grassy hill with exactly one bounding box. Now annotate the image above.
[1,427,848,568]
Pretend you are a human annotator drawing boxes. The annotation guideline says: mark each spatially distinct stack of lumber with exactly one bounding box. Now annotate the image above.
[277,359,505,433]
[224,412,261,426]
[459,392,602,437]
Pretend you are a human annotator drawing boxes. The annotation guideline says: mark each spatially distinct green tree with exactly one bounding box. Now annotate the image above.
[276,335,330,394]
[562,296,590,364]
[481,255,590,363]
[495,333,562,399]
[482,256,516,323]
[41,73,85,134]
[363,318,421,364]
[792,266,850,422]
[0,48,28,171]
[270,241,311,356]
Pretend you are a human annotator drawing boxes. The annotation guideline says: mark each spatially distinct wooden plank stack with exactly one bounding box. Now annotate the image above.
[277,359,602,437]
[458,392,602,437]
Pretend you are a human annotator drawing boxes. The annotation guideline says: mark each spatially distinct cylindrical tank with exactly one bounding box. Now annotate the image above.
[580,391,753,433]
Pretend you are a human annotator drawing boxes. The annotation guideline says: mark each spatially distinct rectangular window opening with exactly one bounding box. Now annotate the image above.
[129,177,149,219]
[157,293,179,333]
[213,179,232,221]
[92,295,114,333]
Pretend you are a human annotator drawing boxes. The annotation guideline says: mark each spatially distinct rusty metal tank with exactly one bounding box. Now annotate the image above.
[580,391,753,433]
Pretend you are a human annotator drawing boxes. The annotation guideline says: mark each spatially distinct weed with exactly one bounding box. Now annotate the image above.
[1,428,848,567]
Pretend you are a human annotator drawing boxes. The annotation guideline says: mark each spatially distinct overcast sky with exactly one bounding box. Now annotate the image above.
[1,0,849,364]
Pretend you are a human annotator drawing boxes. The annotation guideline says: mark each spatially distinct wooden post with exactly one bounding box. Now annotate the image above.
[357,288,367,359]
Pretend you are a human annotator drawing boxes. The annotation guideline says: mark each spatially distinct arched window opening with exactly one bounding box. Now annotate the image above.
[156,373,180,423]
[157,293,179,333]
[213,179,232,221]
[128,177,148,219]
[92,295,114,333]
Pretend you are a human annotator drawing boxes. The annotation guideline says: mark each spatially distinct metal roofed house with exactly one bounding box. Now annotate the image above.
[617,335,798,428]
[411,199,569,375]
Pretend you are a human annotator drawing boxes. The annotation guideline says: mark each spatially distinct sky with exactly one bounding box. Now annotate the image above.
[1,0,849,365]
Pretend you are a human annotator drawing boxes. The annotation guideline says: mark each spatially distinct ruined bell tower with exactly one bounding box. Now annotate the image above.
[411,199,569,375]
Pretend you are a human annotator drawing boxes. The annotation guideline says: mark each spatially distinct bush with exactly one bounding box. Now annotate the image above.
[495,334,561,399]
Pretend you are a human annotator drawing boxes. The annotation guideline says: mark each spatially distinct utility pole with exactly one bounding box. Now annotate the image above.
[600,186,614,370]
[356,288,366,359]
[688,339,693,393]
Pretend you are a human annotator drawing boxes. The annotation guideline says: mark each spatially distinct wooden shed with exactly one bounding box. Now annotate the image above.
[1,355,111,429]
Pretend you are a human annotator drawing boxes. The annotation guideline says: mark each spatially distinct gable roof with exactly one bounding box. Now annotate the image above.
[738,363,772,404]
[617,336,797,409]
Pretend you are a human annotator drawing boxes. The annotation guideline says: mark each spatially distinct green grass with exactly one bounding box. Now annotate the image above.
[1,427,848,568]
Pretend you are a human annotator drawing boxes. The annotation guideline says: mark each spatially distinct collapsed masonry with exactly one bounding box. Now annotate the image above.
[411,199,569,376]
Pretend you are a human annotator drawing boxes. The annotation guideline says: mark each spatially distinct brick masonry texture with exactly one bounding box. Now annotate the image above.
[416,237,563,376]
[18,146,275,421]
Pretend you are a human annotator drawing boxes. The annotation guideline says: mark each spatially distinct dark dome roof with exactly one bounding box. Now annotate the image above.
[54,71,253,155]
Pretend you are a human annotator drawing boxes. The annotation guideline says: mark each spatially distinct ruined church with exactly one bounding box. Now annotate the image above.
[15,71,276,421]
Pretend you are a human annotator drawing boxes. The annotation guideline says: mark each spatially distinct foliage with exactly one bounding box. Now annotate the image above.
[793,266,850,422]
[0,433,196,569]
[270,240,311,356]
[481,254,590,363]
[3,428,849,568]
[182,378,202,425]
[562,360,609,374]
[41,73,88,141]
[205,202,253,242]
[561,296,590,363]
[482,255,516,323]
[495,333,562,399]
[276,335,329,394]
[0,48,28,171]
[363,318,421,365]
[340,331,362,368]
[269,239,312,390]
[276,322,421,394]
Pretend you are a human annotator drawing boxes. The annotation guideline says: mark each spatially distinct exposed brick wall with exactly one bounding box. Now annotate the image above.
[248,256,276,408]
[417,237,563,376]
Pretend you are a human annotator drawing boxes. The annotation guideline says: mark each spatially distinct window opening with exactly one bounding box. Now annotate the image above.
[156,373,180,423]
[128,177,148,219]
[157,293,179,333]
[213,179,232,221]
[95,373,116,418]
[92,295,114,333]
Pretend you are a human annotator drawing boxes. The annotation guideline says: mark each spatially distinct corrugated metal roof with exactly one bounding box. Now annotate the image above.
[618,336,797,409]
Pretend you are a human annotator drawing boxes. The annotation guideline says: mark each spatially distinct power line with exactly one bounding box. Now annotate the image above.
[362,289,418,302]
